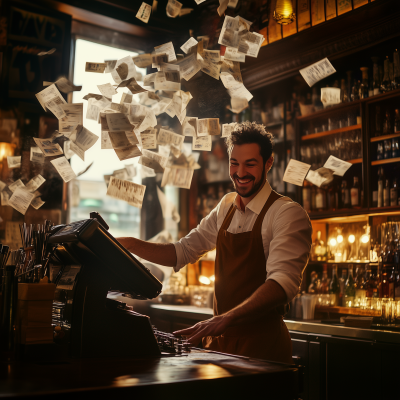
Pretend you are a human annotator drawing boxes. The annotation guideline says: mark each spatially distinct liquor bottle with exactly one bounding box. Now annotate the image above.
[315,188,326,211]
[351,81,360,102]
[350,176,360,208]
[383,140,391,159]
[312,87,323,110]
[375,105,382,136]
[311,231,327,261]
[320,266,330,294]
[377,142,383,160]
[308,271,319,294]
[340,79,348,103]
[355,266,367,300]
[339,269,347,306]
[302,182,311,212]
[394,109,400,133]
[329,265,340,305]
[359,67,369,99]
[341,180,350,208]
[344,265,356,307]
[390,178,398,206]
[384,179,390,207]
[381,264,391,298]
[377,167,385,208]
[381,56,391,93]
[365,268,377,299]
[372,57,381,95]
[390,62,396,91]
[382,110,391,135]
[346,70,353,101]
[394,49,400,89]
[327,184,338,211]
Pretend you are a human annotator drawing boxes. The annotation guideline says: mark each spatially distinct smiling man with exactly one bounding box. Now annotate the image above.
[118,121,312,363]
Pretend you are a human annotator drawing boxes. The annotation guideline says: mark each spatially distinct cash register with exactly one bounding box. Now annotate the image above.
[48,212,189,358]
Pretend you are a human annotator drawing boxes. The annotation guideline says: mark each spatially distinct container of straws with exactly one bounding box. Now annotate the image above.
[0,220,56,360]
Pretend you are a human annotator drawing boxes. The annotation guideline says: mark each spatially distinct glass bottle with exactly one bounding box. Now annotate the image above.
[339,269,348,306]
[340,79,348,103]
[365,268,378,299]
[308,271,319,294]
[375,105,382,136]
[377,142,383,160]
[350,176,360,208]
[372,57,381,95]
[390,178,398,207]
[381,56,391,93]
[315,188,326,211]
[377,167,385,208]
[394,49,400,89]
[320,266,330,295]
[302,182,311,212]
[351,81,360,102]
[346,70,353,101]
[383,140,391,159]
[312,87,323,110]
[384,179,390,207]
[344,265,356,307]
[311,230,327,261]
[329,265,340,305]
[359,67,369,99]
[382,110,391,135]
[327,184,338,211]
[355,266,367,300]
[394,109,400,133]
[341,180,350,208]
[390,62,396,91]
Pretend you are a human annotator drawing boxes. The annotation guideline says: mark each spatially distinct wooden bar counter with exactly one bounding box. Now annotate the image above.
[0,350,298,399]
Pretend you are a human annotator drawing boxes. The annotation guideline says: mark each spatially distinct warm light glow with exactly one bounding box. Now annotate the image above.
[199,275,211,285]
[361,234,370,244]
[337,235,343,243]
[348,234,356,244]
[209,275,215,282]
[0,142,15,163]
[329,238,337,247]
[273,0,296,25]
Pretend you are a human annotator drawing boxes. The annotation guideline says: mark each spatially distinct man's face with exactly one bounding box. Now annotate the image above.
[229,143,269,198]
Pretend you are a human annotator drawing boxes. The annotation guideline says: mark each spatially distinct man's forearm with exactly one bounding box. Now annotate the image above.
[224,279,287,326]
[117,237,177,267]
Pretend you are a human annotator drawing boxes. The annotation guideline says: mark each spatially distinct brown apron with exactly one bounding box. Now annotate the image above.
[202,190,293,364]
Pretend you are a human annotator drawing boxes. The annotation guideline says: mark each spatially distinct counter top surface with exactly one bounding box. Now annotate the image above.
[0,350,297,399]
[150,304,400,345]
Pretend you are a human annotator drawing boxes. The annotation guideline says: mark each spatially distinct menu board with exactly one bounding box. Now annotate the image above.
[325,0,337,20]
[297,0,311,31]
[311,0,325,26]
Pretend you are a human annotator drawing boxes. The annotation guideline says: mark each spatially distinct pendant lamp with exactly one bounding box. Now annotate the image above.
[273,0,296,25]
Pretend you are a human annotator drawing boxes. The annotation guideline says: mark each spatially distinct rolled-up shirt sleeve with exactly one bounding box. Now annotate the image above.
[173,198,223,272]
[266,203,312,302]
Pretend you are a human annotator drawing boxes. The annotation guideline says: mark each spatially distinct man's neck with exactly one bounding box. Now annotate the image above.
[238,180,266,210]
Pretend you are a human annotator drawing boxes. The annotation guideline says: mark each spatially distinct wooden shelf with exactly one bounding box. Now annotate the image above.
[315,305,381,317]
[370,132,400,142]
[348,158,362,164]
[371,157,400,166]
[308,208,369,220]
[301,124,361,141]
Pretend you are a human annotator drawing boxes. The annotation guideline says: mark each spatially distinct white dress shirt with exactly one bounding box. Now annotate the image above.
[174,180,312,302]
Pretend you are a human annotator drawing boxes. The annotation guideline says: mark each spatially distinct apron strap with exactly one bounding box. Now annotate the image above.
[252,190,283,235]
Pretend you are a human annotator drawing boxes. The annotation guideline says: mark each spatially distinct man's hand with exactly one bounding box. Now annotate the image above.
[173,315,231,346]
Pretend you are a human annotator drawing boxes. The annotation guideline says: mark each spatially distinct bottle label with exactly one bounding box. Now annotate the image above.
[374,88,380,95]
[378,182,383,207]
[316,194,323,209]
[350,188,359,206]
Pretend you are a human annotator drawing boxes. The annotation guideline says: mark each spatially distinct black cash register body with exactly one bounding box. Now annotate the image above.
[48,217,167,358]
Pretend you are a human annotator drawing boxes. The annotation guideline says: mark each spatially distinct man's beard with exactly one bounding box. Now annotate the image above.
[230,168,266,198]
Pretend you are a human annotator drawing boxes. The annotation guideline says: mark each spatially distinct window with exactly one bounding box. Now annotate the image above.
[69,39,146,238]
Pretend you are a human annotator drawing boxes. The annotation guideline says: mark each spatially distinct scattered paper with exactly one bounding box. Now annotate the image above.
[154,42,177,63]
[38,48,56,56]
[117,77,147,95]
[125,164,136,179]
[47,77,82,93]
[229,97,248,113]
[106,113,133,132]
[25,175,45,192]
[140,129,157,149]
[97,83,117,98]
[104,60,117,73]
[283,159,311,186]
[111,56,137,84]
[85,62,106,73]
[1,190,10,206]
[35,84,67,117]
[101,131,113,149]
[157,129,184,148]
[7,156,21,169]
[0,181,6,192]
[193,135,212,151]
[106,177,146,208]
[221,123,236,137]
[162,167,193,189]
[31,197,45,210]
[59,103,83,133]
[132,54,152,68]
[237,32,264,58]
[299,58,336,87]
[72,125,99,152]
[224,47,246,63]
[8,188,34,215]
[321,87,341,106]
[218,16,240,48]
[114,145,142,161]
[175,54,201,81]
[166,0,183,17]
[306,169,332,187]
[182,117,198,136]
[323,156,352,176]
[217,0,229,16]
[181,37,198,54]
[198,118,220,136]
[51,156,77,182]
[154,71,181,91]
[136,2,152,23]
[9,179,25,192]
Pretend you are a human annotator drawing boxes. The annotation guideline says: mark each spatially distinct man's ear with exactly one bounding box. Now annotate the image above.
[265,156,274,173]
